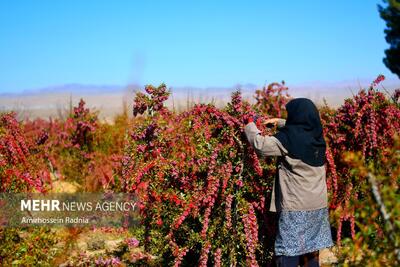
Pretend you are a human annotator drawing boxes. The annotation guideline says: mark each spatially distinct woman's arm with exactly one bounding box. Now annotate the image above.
[244,122,287,157]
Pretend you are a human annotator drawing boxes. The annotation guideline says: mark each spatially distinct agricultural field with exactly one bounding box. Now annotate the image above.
[0,76,399,266]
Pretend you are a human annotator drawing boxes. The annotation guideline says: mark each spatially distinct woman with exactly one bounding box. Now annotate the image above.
[244,98,333,267]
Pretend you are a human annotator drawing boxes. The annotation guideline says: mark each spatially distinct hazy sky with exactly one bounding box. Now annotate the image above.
[0,0,397,93]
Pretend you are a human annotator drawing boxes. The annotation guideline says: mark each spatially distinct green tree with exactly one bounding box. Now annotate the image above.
[379,0,400,78]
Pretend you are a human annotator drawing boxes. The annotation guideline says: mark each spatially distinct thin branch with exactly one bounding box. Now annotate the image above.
[367,172,400,262]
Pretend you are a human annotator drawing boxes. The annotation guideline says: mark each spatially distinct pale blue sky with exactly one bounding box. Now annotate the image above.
[0,0,397,93]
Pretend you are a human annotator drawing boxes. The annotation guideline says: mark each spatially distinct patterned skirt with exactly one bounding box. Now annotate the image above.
[275,207,333,256]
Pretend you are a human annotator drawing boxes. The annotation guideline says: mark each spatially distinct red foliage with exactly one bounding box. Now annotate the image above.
[0,112,51,192]
[321,75,400,244]
[124,83,290,265]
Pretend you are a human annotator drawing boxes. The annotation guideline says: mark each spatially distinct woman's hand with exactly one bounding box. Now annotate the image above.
[264,118,280,126]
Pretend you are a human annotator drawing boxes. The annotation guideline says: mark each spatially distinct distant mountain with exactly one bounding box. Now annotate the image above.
[0,82,261,97]
[1,78,398,102]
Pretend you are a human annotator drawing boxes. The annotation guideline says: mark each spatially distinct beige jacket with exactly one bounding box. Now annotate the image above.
[244,121,328,212]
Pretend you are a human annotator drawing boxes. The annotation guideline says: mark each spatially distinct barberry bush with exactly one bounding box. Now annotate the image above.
[321,76,400,246]
[0,112,51,192]
[123,83,290,266]
[338,134,400,266]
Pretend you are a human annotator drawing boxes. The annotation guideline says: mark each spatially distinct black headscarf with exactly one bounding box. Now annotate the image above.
[274,98,326,167]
